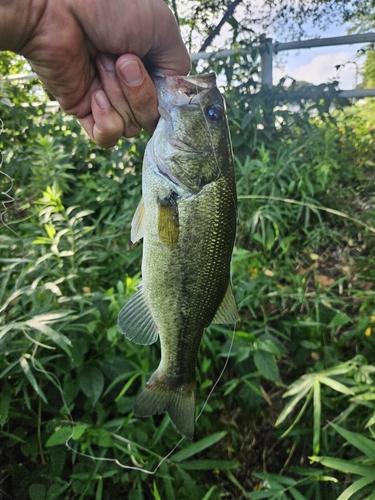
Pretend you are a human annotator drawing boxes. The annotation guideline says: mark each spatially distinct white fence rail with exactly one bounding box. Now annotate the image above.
[5,33,375,100]
[193,32,375,99]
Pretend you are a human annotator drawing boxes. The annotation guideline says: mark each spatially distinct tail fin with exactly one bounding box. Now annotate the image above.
[133,369,196,440]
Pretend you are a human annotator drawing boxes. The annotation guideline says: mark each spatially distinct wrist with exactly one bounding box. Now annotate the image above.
[0,0,47,52]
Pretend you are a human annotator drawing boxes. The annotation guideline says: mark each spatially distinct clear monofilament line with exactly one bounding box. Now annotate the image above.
[30,325,236,474]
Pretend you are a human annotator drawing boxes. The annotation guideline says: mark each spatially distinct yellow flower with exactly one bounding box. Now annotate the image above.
[365,327,372,337]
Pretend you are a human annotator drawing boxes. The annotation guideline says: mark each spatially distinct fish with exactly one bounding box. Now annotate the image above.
[117,72,238,440]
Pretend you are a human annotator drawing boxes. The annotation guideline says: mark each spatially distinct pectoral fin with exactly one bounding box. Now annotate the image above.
[212,283,239,324]
[117,282,158,345]
[131,199,145,243]
[158,191,179,247]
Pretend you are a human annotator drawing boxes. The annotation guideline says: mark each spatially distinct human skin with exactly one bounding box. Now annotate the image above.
[0,0,191,147]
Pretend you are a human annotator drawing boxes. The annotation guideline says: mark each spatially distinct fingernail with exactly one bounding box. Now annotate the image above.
[99,53,116,72]
[94,89,109,109]
[119,60,143,86]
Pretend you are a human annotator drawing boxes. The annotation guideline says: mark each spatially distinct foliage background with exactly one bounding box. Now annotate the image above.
[1,6,375,499]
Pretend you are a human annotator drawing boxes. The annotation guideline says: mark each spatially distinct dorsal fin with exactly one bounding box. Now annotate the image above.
[212,283,239,324]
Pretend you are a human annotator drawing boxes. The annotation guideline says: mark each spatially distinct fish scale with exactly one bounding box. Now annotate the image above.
[118,73,238,439]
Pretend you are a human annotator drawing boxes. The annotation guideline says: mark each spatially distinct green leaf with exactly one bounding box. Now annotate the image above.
[330,423,375,460]
[319,377,355,396]
[20,357,48,403]
[313,379,321,455]
[96,477,103,500]
[0,383,11,427]
[202,486,217,500]
[276,381,313,427]
[310,456,375,477]
[179,460,239,470]
[29,483,47,500]
[114,372,141,402]
[328,312,352,328]
[254,350,279,382]
[71,424,89,440]
[78,366,105,406]
[171,431,227,463]
[290,487,307,500]
[152,481,162,500]
[24,319,72,355]
[336,475,375,500]
[46,426,73,447]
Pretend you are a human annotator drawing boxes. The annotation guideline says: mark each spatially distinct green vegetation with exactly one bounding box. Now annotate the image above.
[1,45,375,499]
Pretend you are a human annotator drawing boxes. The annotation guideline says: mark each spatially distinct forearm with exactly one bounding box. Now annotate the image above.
[0,0,47,52]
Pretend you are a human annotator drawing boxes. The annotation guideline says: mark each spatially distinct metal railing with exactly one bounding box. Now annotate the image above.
[193,32,375,99]
[5,33,375,100]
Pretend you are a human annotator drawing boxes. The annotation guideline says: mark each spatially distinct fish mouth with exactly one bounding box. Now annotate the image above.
[155,73,217,111]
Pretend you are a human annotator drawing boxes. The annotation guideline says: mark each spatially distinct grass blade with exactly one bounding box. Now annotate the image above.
[330,423,375,460]
[336,475,375,500]
[171,431,226,463]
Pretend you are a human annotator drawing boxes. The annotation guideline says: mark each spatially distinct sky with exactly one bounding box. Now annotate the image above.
[198,3,369,91]
[272,24,364,89]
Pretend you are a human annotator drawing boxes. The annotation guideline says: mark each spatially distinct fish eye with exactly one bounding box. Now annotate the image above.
[205,104,222,121]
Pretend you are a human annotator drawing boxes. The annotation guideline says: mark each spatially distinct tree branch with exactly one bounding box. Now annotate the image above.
[171,0,180,26]
[198,0,244,52]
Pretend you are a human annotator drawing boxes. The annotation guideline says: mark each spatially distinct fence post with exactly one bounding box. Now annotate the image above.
[260,38,274,132]
[261,38,273,87]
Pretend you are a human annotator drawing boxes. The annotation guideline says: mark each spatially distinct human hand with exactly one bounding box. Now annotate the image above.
[2,0,190,147]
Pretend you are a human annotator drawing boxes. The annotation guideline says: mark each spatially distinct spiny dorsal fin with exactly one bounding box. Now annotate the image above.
[117,282,158,345]
[131,199,145,243]
[211,283,239,324]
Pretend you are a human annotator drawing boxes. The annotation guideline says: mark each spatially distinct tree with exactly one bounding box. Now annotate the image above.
[166,0,375,55]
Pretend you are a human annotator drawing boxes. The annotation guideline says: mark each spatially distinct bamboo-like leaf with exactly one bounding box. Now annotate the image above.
[171,431,226,463]
[336,475,375,500]
[19,357,48,403]
[0,358,22,379]
[313,379,321,455]
[24,319,72,355]
[290,487,308,500]
[95,477,103,500]
[202,486,217,500]
[276,381,312,426]
[310,456,375,477]
[0,323,16,340]
[280,389,313,438]
[283,375,314,398]
[152,481,162,500]
[319,377,355,396]
[238,195,375,234]
[179,460,238,470]
[330,423,375,460]
[114,373,141,402]
[30,311,74,323]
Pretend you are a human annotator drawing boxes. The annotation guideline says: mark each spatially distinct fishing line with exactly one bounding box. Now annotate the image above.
[0,117,17,232]
[28,75,238,474]
[0,117,27,294]
[30,325,236,474]
[195,82,238,215]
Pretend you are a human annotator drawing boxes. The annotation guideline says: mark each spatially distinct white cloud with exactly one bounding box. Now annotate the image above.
[274,51,361,89]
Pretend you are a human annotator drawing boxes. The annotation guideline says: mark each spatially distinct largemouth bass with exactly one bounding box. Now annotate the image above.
[118,72,238,440]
